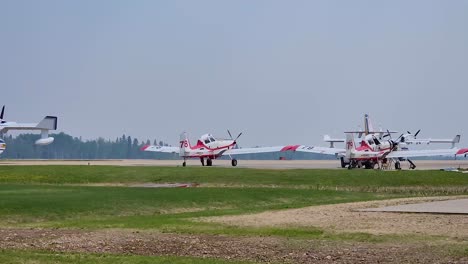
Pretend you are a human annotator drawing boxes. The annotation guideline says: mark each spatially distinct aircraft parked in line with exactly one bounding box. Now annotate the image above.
[319,114,465,169]
[0,105,58,155]
[141,131,299,167]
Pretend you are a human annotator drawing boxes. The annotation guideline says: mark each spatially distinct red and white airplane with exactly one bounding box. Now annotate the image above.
[141,131,299,167]
[339,132,468,169]
[317,114,467,169]
[0,105,58,155]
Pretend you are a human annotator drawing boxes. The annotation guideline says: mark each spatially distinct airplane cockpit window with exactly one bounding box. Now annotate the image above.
[368,140,374,145]
[0,139,4,143]
[204,139,210,144]
[209,137,215,142]
[373,138,381,145]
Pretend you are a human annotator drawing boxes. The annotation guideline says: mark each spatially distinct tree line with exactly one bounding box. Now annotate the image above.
[0,132,175,159]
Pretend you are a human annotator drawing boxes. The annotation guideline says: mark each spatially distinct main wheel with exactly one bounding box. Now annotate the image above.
[231,159,238,167]
[207,158,213,166]
[182,162,186,167]
[340,157,346,168]
[395,162,401,170]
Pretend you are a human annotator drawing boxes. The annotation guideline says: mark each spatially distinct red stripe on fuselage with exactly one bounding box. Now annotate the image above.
[280,145,301,152]
[140,145,150,151]
[456,148,468,155]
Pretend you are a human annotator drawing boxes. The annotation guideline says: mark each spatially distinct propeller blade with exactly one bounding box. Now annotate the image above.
[396,133,403,142]
[414,129,421,137]
[234,132,243,141]
[227,130,233,140]
[0,105,4,120]
[385,129,392,139]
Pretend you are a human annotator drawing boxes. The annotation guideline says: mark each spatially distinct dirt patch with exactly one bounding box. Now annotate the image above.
[0,228,466,263]
[202,196,468,238]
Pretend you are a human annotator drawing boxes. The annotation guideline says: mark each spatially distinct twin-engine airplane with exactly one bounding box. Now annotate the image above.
[0,105,58,155]
[141,131,300,167]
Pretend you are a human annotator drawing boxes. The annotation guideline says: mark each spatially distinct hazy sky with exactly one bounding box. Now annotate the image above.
[1,0,467,147]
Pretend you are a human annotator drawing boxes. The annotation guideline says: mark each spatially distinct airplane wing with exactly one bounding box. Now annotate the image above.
[140,145,180,153]
[224,145,346,156]
[386,148,468,159]
[405,135,460,146]
[294,145,346,155]
[224,146,285,155]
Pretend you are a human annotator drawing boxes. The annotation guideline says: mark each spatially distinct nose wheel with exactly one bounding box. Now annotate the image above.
[231,159,238,167]
[206,158,213,166]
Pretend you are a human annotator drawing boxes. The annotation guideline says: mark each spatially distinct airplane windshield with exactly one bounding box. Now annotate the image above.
[204,139,210,144]
[210,137,215,142]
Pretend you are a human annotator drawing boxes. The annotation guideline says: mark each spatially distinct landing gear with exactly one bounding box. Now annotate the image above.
[364,161,375,169]
[340,157,347,168]
[182,159,186,167]
[348,160,357,170]
[408,159,416,170]
[395,161,401,170]
[206,158,213,166]
[231,159,238,167]
[200,157,205,166]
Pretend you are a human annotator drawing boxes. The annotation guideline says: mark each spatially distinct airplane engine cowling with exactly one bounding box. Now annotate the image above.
[35,137,54,145]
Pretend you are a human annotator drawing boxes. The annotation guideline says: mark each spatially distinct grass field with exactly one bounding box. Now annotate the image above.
[0,165,467,263]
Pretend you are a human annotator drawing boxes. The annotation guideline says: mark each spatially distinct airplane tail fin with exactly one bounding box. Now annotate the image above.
[36,116,58,130]
[345,133,356,157]
[452,135,461,148]
[364,114,374,135]
[179,132,191,156]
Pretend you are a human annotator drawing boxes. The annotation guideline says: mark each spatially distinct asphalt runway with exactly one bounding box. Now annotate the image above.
[360,198,468,214]
[1,159,468,170]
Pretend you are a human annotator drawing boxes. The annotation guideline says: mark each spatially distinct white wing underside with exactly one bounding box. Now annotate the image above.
[387,149,466,158]
[142,146,179,153]
[224,146,285,155]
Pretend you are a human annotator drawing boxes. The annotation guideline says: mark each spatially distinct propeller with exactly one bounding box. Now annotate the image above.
[227,130,243,142]
[383,129,391,138]
[0,105,5,124]
[414,129,421,137]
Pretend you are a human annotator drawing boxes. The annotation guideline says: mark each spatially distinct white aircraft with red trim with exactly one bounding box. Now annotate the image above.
[339,132,468,169]
[320,114,464,169]
[141,131,302,167]
[0,105,58,155]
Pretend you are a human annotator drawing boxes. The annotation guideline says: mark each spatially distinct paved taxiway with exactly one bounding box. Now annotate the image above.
[360,198,468,214]
[1,159,468,170]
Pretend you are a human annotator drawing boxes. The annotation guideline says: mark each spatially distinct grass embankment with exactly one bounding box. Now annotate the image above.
[1,165,468,190]
[0,184,384,232]
[0,250,251,264]
[0,166,466,236]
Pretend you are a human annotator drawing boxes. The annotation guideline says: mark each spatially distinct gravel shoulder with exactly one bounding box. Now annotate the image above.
[0,228,466,263]
[202,196,468,238]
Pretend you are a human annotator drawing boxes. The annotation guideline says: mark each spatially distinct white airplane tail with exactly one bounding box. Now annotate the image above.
[179,132,191,156]
[345,133,355,157]
[364,114,374,135]
[36,116,58,130]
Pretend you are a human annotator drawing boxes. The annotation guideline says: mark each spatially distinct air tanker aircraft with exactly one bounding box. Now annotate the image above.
[0,105,58,155]
[141,131,302,167]
[320,114,467,169]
